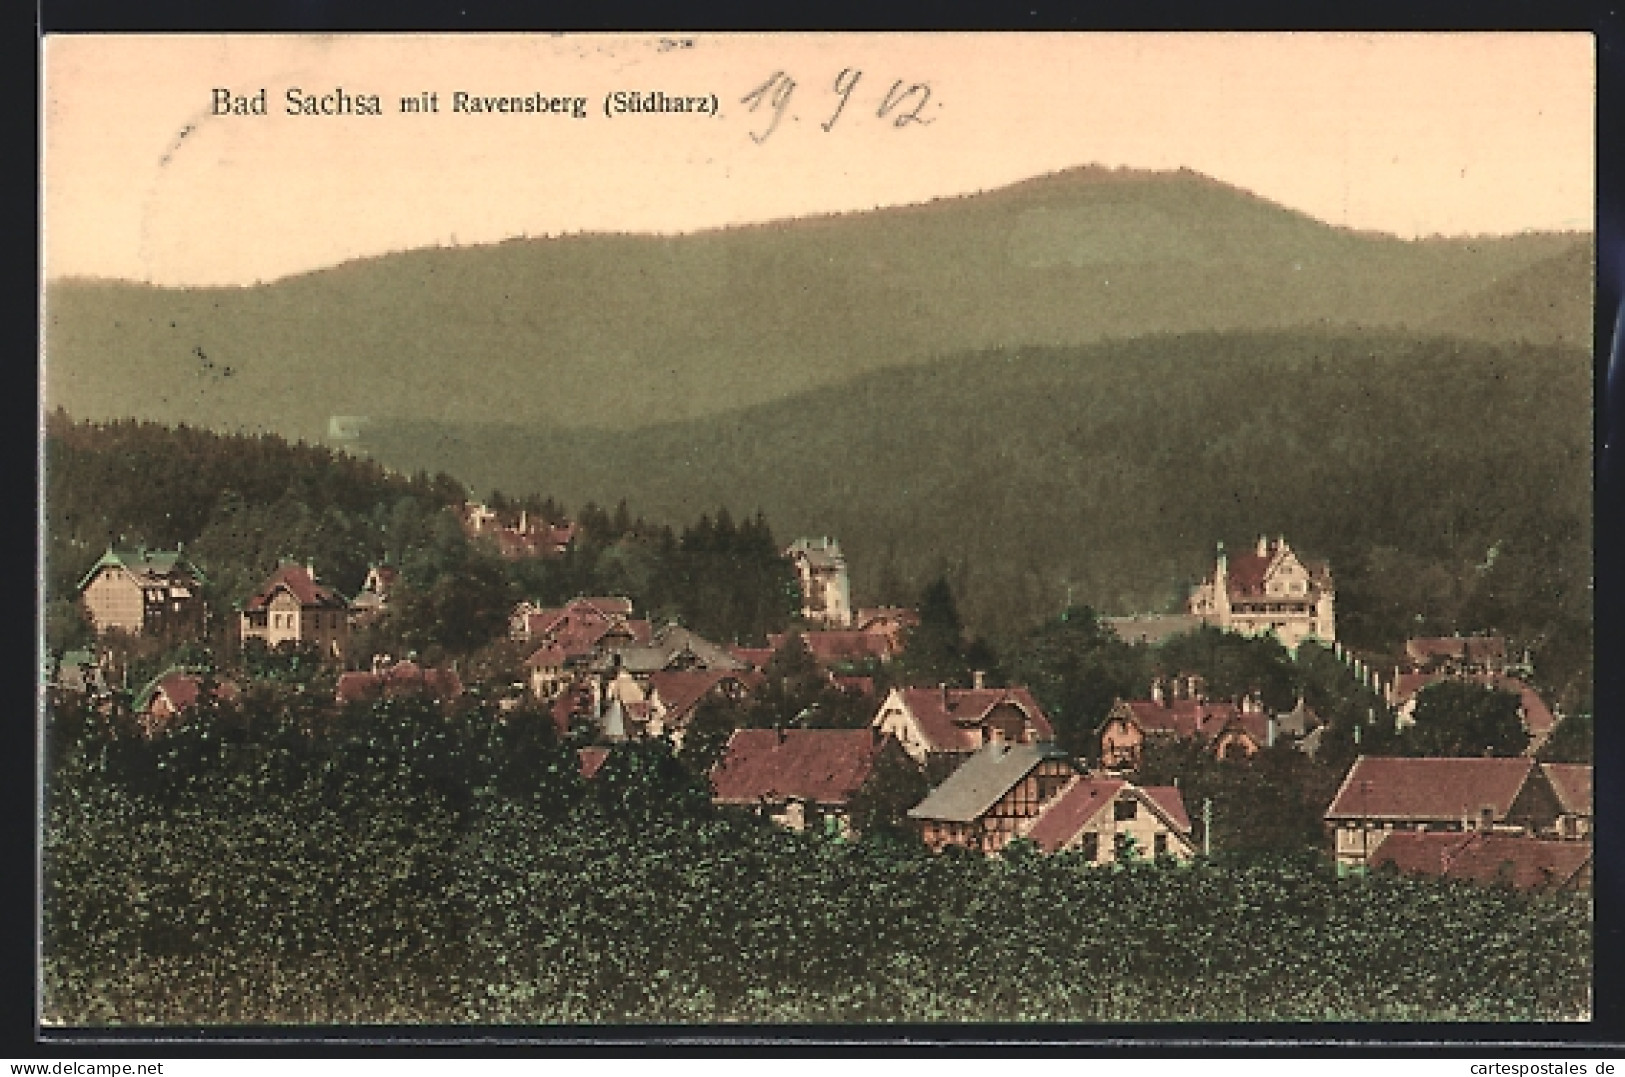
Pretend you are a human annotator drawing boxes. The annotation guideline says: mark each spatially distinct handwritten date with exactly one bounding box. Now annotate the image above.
[739,68,935,143]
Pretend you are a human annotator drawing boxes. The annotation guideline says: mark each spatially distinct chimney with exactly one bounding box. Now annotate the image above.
[1257,535,1268,558]
[776,725,787,744]
[1267,715,1277,748]
[973,670,986,690]
[1151,679,1164,706]
[305,559,316,581]
[940,683,949,711]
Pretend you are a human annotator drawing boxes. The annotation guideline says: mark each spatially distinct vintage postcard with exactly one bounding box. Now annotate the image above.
[39,32,1595,1029]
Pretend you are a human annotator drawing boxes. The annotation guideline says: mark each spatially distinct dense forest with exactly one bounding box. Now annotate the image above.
[361,330,1594,716]
[43,691,1591,1025]
[43,413,799,668]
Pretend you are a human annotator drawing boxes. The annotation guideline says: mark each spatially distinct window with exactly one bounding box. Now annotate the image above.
[1114,798,1137,822]
[1114,832,1136,860]
[1080,832,1099,862]
[1154,833,1169,858]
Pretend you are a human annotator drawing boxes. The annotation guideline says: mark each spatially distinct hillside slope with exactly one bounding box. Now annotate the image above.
[357,330,1591,655]
[45,167,1589,441]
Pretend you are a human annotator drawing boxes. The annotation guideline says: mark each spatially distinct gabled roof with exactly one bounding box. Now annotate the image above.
[908,740,1072,823]
[1217,540,1331,600]
[134,669,239,714]
[1116,698,1245,743]
[1021,776,1194,853]
[524,644,571,670]
[711,728,889,806]
[1371,831,1591,892]
[1022,776,1125,852]
[1541,763,1592,816]
[1325,756,1536,822]
[578,746,610,780]
[889,686,1056,754]
[648,670,741,725]
[601,625,746,674]
[77,546,205,592]
[241,562,347,611]
[1224,551,1273,597]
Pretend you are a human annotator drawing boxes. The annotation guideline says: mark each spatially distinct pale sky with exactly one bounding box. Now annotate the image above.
[42,32,1594,288]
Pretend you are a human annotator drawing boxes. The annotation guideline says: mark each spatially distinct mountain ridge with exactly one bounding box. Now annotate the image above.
[44,165,1592,442]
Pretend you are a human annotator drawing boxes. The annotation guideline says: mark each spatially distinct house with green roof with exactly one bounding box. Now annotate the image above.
[77,545,206,638]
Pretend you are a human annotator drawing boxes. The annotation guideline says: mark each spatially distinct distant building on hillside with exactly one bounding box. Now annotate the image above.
[1187,535,1335,649]
[871,682,1056,775]
[78,546,206,639]
[348,563,398,625]
[238,561,350,661]
[786,537,853,627]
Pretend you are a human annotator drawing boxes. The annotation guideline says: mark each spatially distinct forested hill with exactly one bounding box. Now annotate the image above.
[360,330,1591,672]
[44,167,1588,441]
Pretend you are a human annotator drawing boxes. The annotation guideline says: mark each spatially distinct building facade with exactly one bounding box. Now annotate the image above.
[238,562,351,661]
[785,537,853,627]
[1187,535,1335,649]
[78,547,206,638]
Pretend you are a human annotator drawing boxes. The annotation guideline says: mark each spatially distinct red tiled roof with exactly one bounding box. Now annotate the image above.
[1393,671,1447,705]
[575,596,634,617]
[1542,763,1592,816]
[1122,698,1242,741]
[1224,551,1272,596]
[728,646,776,670]
[1407,636,1507,664]
[150,671,239,714]
[855,607,921,631]
[578,746,610,780]
[1325,756,1536,822]
[1400,673,1555,736]
[335,662,463,703]
[550,684,589,735]
[1023,776,1125,852]
[1141,786,1194,832]
[832,675,876,697]
[710,728,888,806]
[649,670,738,725]
[242,563,347,611]
[768,631,895,664]
[1480,675,1556,736]
[1372,831,1590,892]
[524,644,570,669]
[894,686,1056,754]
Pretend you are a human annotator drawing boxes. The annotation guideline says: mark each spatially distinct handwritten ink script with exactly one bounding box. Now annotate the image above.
[738,69,936,143]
